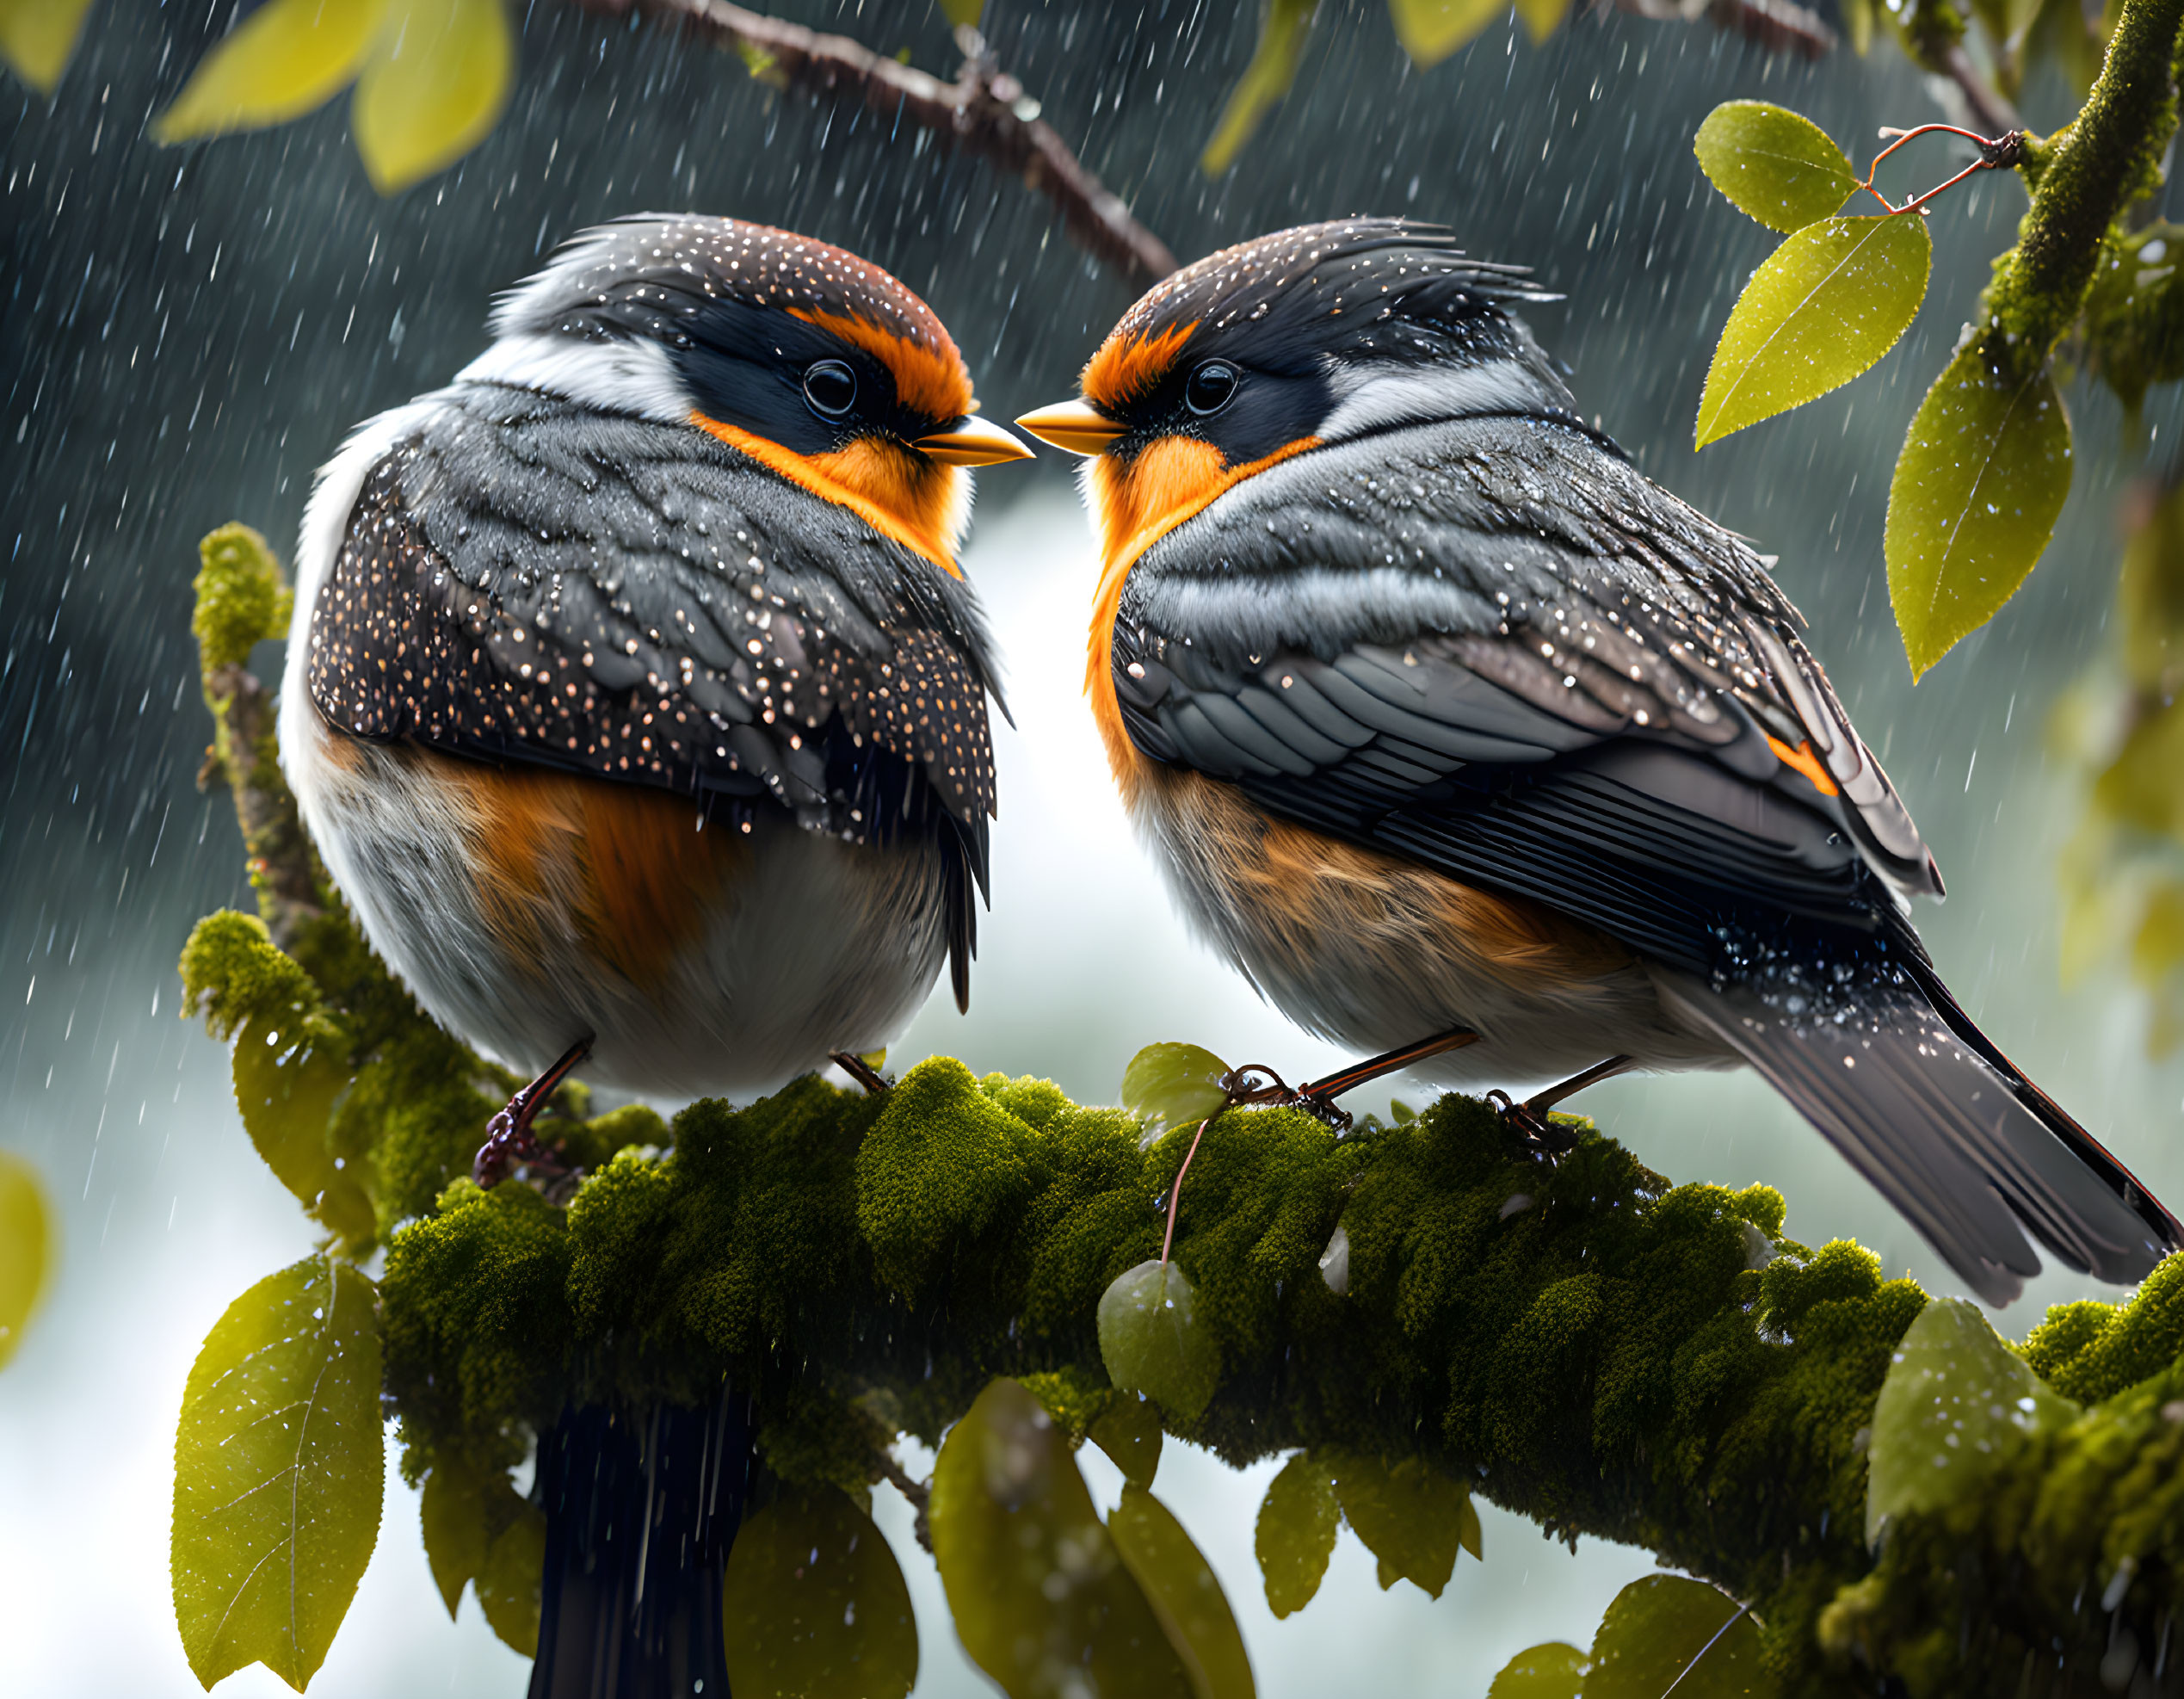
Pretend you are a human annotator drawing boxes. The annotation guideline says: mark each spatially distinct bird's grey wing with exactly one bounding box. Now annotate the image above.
[1113,415,1935,976]
[304,386,999,1002]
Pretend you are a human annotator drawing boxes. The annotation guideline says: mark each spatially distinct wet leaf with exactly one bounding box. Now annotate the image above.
[1090,1391,1165,1487]
[1201,0,1322,176]
[1099,1259,1221,1422]
[0,0,96,93]
[1587,1575,1770,1698]
[475,1498,546,1657]
[1886,345,2071,679]
[172,1256,384,1691]
[722,1483,918,1699]
[1866,1296,2077,1545]
[1510,0,1570,42]
[419,1466,492,1619]
[352,0,514,195]
[1694,102,1860,234]
[931,1379,1194,1699]
[0,1149,53,1369]
[1120,1041,1232,1146]
[1695,215,1930,448]
[1325,1451,1472,1598]
[1389,0,1508,65]
[419,1455,539,1647]
[231,1010,375,1250]
[1254,1453,1337,1618]
[1110,1484,1255,1699]
[152,0,391,142]
[1488,1642,1589,1698]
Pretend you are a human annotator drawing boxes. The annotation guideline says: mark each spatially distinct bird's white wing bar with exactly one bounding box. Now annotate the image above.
[454,332,695,427]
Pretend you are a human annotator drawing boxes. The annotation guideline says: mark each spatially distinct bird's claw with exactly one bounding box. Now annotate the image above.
[1219,1066,1353,1134]
[1489,1090,1579,1157]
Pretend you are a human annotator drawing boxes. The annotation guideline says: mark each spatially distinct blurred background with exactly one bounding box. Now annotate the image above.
[5,0,2182,1692]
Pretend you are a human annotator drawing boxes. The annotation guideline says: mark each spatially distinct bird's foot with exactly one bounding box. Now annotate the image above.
[1487,1090,1580,1156]
[1488,1055,1636,1159]
[830,1051,891,1097]
[473,1035,594,1190]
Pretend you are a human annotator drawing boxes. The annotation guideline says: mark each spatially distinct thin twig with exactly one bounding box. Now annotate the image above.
[1860,123,2025,216]
[573,0,1177,284]
[1608,0,1835,60]
[1934,39,2023,137]
[875,1450,934,1553]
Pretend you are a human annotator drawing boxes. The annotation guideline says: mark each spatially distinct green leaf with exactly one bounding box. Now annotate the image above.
[1090,1391,1165,1487]
[0,1148,53,1369]
[1865,1296,2078,1545]
[1325,1451,1472,1599]
[722,1483,916,1699]
[1695,214,1931,448]
[1253,1453,1337,1618]
[1120,1041,1232,1145]
[938,0,986,25]
[0,0,95,93]
[1110,1484,1256,1699]
[931,1379,1195,1699]
[1389,0,1508,65]
[1693,102,1860,234]
[419,1466,491,1619]
[1488,1642,1589,1699]
[172,1256,385,1691]
[419,1455,539,1650]
[1099,1259,1222,1422]
[1200,0,1322,177]
[475,1497,546,1657]
[152,0,391,142]
[1510,0,1570,42]
[231,1009,376,1250]
[1885,343,2072,680]
[351,0,514,195]
[1586,1575,1771,1699]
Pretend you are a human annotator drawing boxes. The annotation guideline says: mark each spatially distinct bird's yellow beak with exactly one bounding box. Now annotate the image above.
[1015,398,1125,457]
[914,415,1037,467]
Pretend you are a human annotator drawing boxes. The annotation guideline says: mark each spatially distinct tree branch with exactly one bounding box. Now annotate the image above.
[575,0,1177,285]
[1609,0,1837,62]
[1989,0,2184,376]
[191,524,323,955]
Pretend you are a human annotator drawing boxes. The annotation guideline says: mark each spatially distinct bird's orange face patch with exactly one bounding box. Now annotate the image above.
[791,307,972,423]
[1083,434,1320,788]
[1081,320,1198,414]
[691,413,966,577]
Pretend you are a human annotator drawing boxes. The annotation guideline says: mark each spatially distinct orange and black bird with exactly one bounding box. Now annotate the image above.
[1018,217,2179,1305]
[280,215,1031,1169]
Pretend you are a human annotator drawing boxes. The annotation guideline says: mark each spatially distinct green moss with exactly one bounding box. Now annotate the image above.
[2025,1255,2184,1402]
[179,910,324,1041]
[856,1057,1035,1301]
[381,1178,575,1479]
[191,523,291,676]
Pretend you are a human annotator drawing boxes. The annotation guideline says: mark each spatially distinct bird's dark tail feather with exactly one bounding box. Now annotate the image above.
[1653,967,2181,1307]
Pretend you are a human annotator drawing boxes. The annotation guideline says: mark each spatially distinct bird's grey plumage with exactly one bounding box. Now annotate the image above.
[1107,379,2170,1306]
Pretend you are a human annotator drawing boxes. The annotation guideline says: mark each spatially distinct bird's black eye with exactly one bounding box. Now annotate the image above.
[802,359,858,419]
[1185,360,1240,416]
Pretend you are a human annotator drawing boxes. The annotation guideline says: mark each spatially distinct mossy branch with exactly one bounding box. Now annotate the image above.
[179,523,2184,1693]
[1987,0,2184,380]
[192,523,322,954]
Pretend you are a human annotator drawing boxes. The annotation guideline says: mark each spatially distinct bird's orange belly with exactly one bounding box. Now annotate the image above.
[1121,757,1728,1084]
[291,725,950,1094]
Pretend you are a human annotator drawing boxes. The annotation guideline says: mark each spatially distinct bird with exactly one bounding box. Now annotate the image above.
[278,214,1032,1174]
[1015,216,2180,1307]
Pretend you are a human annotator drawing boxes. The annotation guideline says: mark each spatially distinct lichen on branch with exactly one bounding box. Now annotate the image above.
[1985,0,2184,380]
